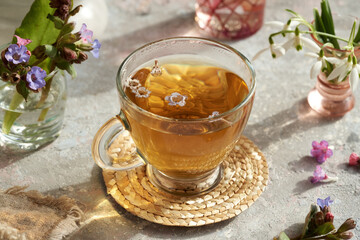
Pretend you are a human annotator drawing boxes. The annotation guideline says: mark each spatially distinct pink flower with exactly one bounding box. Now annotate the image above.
[14,35,32,46]
[311,165,328,183]
[311,140,333,164]
[79,23,93,43]
[349,152,360,166]
[310,166,338,184]
[325,212,334,223]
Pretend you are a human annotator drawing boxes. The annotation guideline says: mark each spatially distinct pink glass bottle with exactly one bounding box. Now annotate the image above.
[195,0,266,40]
[307,73,355,117]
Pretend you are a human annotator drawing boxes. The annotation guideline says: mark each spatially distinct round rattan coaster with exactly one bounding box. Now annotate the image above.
[102,134,268,227]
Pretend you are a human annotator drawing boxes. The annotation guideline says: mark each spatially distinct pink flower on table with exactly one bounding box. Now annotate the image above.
[310,165,338,184]
[349,152,360,166]
[311,140,333,164]
[311,165,328,183]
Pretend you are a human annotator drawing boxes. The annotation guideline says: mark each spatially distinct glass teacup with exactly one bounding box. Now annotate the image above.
[92,37,256,196]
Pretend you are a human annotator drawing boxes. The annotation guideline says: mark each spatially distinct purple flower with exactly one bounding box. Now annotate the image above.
[79,23,93,43]
[79,24,101,58]
[317,196,333,210]
[311,140,333,164]
[90,39,101,58]
[26,66,47,91]
[165,92,187,107]
[5,44,31,65]
[311,165,327,183]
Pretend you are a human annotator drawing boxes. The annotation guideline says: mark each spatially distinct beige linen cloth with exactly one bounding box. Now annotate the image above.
[0,186,83,240]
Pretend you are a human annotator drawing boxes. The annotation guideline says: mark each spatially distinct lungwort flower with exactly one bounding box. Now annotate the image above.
[79,23,101,58]
[349,152,360,166]
[4,44,31,65]
[317,196,333,210]
[310,165,337,183]
[26,66,47,91]
[311,140,333,164]
[165,92,188,107]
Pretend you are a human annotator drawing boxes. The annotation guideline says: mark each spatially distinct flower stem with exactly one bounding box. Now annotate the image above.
[2,91,24,134]
[38,108,49,121]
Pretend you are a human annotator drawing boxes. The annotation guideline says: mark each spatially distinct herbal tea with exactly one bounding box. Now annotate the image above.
[122,56,250,178]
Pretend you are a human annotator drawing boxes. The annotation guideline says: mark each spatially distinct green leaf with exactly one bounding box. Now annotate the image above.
[278,232,291,240]
[301,205,318,238]
[320,0,340,49]
[44,44,57,58]
[16,81,29,101]
[60,22,75,36]
[313,8,328,43]
[354,22,360,43]
[313,222,336,235]
[66,64,77,79]
[47,14,64,29]
[13,0,60,73]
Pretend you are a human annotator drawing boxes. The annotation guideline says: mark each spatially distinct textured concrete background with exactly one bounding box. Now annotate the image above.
[0,0,359,239]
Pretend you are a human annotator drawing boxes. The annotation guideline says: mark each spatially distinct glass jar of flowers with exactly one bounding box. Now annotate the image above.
[254,0,360,117]
[0,0,101,150]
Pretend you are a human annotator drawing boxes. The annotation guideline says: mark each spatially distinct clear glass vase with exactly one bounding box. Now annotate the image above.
[0,70,67,150]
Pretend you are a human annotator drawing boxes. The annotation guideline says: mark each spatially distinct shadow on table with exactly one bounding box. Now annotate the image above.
[46,165,235,239]
[244,98,343,150]
[0,141,53,169]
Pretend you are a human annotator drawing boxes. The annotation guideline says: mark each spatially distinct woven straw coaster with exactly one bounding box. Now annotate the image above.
[102,134,268,227]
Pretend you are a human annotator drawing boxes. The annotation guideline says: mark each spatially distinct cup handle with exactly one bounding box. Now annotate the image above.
[91,111,145,171]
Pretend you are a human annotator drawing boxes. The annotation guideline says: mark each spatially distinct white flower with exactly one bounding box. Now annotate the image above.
[282,34,320,52]
[326,56,360,91]
[349,63,360,91]
[305,52,342,79]
[327,58,352,83]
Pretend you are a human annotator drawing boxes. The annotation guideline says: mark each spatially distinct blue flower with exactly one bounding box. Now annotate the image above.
[90,39,101,58]
[26,66,47,91]
[317,196,333,209]
[5,44,30,65]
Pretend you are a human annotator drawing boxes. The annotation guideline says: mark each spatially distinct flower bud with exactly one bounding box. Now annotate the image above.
[10,73,21,84]
[314,211,325,226]
[1,72,9,81]
[338,219,356,233]
[50,0,62,8]
[61,47,77,61]
[70,5,82,16]
[60,0,71,5]
[324,212,334,223]
[54,4,70,20]
[78,52,88,62]
[338,231,354,239]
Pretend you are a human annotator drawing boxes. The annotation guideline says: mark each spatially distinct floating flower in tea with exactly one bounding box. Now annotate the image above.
[165,92,187,107]
[208,111,220,118]
[150,60,162,77]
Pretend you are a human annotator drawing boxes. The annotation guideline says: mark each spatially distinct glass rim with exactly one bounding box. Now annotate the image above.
[116,36,256,123]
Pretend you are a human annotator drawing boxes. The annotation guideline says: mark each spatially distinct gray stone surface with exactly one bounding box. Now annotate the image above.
[0,0,360,239]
